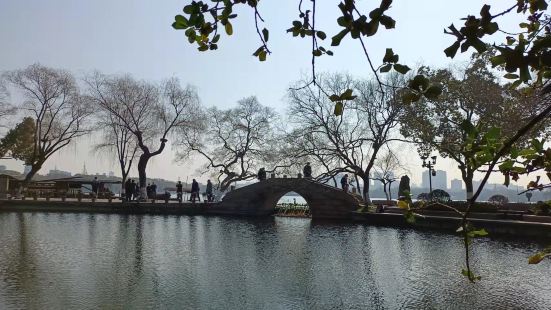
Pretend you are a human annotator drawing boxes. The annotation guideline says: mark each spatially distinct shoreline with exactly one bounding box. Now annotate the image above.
[1,199,550,238]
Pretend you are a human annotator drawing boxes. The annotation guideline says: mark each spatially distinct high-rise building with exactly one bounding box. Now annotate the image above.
[422,169,448,190]
[450,179,463,191]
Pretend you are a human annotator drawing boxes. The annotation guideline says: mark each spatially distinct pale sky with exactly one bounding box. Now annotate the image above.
[0,0,532,187]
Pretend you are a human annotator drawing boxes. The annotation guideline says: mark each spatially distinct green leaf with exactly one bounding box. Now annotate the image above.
[484,127,501,141]
[262,28,269,42]
[362,20,379,36]
[405,210,416,224]
[531,139,544,152]
[468,228,489,237]
[460,119,477,136]
[490,55,507,67]
[258,50,267,61]
[369,8,384,19]
[519,64,531,82]
[380,0,393,10]
[326,50,334,56]
[331,29,349,46]
[334,101,344,116]
[341,89,356,100]
[528,252,548,264]
[329,94,340,102]
[401,91,421,104]
[444,41,460,58]
[383,48,395,63]
[393,64,411,74]
[504,73,519,79]
[173,15,189,29]
[424,85,442,99]
[499,159,515,171]
[380,64,392,73]
[225,22,233,35]
[409,75,429,90]
[461,269,481,281]
[312,49,322,57]
[509,80,522,89]
[483,22,499,35]
[316,31,327,40]
[397,200,409,209]
[379,15,396,29]
[292,20,302,28]
[183,5,194,14]
[252,46,263,56]
[518,148,537,157]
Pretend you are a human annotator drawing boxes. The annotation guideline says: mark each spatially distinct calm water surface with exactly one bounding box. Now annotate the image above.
[0,212,550,309]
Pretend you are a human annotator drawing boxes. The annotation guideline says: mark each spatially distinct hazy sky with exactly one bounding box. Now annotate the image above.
[0,0,529,187]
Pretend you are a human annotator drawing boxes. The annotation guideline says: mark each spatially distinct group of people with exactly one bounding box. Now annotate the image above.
[257,162,354,194]
[124,178,140,201]
[146,182,157,199]
[176,179,214,203]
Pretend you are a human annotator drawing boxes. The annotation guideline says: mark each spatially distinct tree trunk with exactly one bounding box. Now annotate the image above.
[18,162,42,197]
[362,175,372,204]
[354,174,360,195]
[461,168,474,200]
[383,182,389,200]
[137,153,150,200]
[119,160,128,198]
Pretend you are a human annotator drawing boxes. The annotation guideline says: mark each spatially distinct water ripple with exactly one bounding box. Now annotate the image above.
[0,213,549,309]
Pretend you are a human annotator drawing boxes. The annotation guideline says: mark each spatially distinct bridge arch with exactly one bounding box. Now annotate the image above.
[218,178,364,219]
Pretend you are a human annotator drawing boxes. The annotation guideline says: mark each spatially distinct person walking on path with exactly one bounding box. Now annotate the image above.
[340,174,349,193]
[206,180,213,202]
[124,179,132,201]
[191,179,200,203]
[91,177,99,198]
[151,182,157,199]
[303,163,312,179]
[176,181,183,202]
[146,183,152,198]
[131,179,137,201]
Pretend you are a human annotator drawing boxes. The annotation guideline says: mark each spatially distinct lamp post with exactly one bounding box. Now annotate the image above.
[421,155,437,193]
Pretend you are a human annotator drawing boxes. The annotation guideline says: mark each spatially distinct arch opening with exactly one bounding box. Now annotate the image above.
[274,191,310,217]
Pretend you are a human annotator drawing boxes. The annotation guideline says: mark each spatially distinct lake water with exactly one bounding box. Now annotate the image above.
[0,212,550,309]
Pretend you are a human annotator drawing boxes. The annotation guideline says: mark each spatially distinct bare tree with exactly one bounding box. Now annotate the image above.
[287,73,406,203]
[178,96,286,191]
[372,150,406,200]
[93,110,139,195]
[0,81,15,126]
[86,73,200,199]
[2,64,91,187]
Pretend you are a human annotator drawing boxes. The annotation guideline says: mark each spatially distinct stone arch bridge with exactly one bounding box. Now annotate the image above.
[217,178,365,219]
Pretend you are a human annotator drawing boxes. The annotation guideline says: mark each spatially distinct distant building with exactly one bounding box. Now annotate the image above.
[473,180,482,191]
[47,169,72,178]
[451,179,463,191]
[108,171,115,177]
[422,169,447,190]
[0,165,6,172]
[23,165,32,175]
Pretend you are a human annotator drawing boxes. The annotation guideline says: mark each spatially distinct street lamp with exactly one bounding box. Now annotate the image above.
[421,155,437,193]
